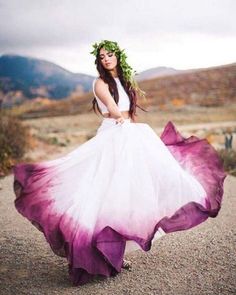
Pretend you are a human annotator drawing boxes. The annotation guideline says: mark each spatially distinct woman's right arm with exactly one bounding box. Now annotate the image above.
[94,78,125,123]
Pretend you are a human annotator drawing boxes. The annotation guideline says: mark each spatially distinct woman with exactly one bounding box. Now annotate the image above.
[13,39,226,286]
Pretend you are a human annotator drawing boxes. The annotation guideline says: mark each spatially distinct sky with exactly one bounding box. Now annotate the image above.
[0,0,235,76]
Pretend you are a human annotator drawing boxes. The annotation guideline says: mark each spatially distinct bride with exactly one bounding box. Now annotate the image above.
[13,39,226,286]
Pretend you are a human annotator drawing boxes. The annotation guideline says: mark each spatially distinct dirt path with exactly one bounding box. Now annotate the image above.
[0,171,235,295]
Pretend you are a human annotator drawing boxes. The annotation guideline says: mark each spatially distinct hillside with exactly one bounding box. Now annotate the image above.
[0,54,94,107]
[8,62,235,119]
[139,62,236,107]
[136,66,186,81]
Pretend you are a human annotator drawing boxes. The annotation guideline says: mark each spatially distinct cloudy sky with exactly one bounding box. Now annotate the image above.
[0,0,235,76]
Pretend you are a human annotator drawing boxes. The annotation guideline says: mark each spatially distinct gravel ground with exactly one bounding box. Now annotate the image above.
[0,174,235,295]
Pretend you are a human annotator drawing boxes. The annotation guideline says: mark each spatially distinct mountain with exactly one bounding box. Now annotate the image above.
[1,54,235,112]
[138,62,236,107]
[11,62,235,119]
[135,66,184,81]
[0,54,95,107]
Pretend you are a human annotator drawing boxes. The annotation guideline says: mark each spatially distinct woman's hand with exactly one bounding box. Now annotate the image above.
[115,116,125,124]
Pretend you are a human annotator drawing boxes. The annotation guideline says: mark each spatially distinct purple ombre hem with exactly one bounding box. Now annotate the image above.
[12,121,226,286]
[158,121,226,230]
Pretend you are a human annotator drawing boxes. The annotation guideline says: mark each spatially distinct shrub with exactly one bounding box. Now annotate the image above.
[218,149,236,176]
[0,112,31,176]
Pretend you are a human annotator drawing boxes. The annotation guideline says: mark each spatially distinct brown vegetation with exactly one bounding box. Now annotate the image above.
[139,63,236,107]
[218,149,236,176]
[0,112,33,176]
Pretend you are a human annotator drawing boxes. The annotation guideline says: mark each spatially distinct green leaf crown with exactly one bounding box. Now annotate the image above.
[90,40,146,98]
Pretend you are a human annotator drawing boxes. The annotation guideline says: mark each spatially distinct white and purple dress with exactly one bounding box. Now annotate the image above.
[13,77,226,286]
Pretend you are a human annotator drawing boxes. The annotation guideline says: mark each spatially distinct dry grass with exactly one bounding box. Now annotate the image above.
[13,104,234,163]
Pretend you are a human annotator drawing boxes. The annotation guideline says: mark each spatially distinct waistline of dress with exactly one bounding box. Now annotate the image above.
[96,117,131,134]
[102,117,131,123]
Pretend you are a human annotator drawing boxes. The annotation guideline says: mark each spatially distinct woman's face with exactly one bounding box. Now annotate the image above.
[99,47,118,71]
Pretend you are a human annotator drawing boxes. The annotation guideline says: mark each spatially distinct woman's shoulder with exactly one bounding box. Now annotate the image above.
[93,76,104,83]
[93,77,108,89]
[92,77,109,100]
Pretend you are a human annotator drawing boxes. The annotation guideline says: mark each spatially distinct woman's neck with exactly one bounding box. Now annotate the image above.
[110,68,118,78]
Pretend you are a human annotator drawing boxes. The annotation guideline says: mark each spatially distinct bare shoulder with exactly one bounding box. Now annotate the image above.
[93,78,114,106]
[94,77,108,90]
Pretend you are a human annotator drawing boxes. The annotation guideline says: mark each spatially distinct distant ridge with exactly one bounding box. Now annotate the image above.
[136,66,182,81]
[0,53,235,110]
[0,54,95,106]
[135,62,236,81]
[138,62,236,107]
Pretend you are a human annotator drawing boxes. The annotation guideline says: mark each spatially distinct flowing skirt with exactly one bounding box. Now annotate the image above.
[13,118,226,286]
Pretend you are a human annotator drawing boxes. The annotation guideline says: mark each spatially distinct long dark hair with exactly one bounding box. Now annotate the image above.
[90,49,148,122]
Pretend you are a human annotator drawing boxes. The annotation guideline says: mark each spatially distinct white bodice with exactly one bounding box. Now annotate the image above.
[92,77,130,114]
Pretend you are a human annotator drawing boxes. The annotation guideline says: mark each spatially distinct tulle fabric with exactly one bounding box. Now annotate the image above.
[13,118,226,286]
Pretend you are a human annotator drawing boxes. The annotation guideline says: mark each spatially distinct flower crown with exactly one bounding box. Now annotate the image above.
[90,40,146,98]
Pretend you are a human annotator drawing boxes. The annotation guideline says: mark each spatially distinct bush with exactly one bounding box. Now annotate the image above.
[0,113,31,176]
[218,149,236,176]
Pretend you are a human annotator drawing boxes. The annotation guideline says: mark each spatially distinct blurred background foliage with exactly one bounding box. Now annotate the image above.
[0,110,32,176]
